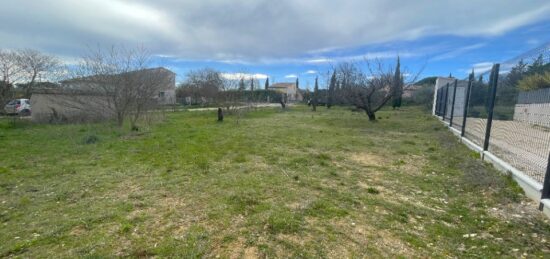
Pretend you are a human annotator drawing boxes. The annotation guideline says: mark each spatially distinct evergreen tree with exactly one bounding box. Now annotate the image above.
[507,59,527,86]
[528,54,545,75]
[250,78,254,91]
[264,77,269,90]
[327,71,336,108]
[312,77,318,111]
[392,56,403,109]
[238,78,245,91]
[296,78,299,90]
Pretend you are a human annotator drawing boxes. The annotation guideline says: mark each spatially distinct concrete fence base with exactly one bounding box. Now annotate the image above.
[438,117,550,219]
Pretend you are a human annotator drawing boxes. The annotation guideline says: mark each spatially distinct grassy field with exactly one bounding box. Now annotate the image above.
[0,106,549,257]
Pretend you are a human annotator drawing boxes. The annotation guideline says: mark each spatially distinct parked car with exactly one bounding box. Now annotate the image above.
[4,99,31,116]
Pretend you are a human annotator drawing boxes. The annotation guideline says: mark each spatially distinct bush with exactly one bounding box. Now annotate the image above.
[403,85,434,110]
[517,71,550,91]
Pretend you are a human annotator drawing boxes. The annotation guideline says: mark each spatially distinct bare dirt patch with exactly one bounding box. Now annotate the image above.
[350,152,387,167]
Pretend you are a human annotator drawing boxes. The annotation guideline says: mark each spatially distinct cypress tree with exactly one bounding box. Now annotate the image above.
[238,78,245,91]
[392,56,403,109]
[312,77,319,111]
[327,71,336,108]
[264,77,269,90]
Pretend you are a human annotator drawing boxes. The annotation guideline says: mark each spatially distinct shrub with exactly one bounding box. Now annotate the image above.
[403,85,434,110]
[517,71,550,91]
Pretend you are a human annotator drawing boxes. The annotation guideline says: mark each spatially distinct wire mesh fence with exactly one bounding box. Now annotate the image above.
[432,55,550,203]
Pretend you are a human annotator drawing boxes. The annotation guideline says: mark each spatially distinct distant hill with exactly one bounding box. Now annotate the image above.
[415,76,437,86]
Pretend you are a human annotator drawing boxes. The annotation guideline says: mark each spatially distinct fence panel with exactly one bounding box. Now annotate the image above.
[451,80,468,132]
[463,74,490,147]
[488,79,550,183]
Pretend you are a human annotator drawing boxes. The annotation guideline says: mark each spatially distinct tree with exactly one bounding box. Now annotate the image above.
[264,77,269,90]
[15,49,61,98]
[327,71,336,108]
[0,50,19,104]
[527,54,545,75]
[238,78,245,91]
[68,45,168,128]
[295,78,299,90]
[250,77,254,91]
[336,58,416,121]
[312,77,318,111]
[177,68,224,105]
[0,50,19,85]
[391,56,403,109]
[506,59,527,87]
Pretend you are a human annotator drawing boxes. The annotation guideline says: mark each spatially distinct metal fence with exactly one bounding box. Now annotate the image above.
[433,63,550,208]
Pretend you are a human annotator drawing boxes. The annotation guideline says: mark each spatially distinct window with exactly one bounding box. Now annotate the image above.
[158,91,165,98]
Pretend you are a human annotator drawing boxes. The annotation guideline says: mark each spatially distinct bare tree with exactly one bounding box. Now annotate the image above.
[0,50,19,104]
[336,58,415,121]
[62,45,169,128]
[15,49,60,98]
[178,68,224,105]
[0,50,19,85]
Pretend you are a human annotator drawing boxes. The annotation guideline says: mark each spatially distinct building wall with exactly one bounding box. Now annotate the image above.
[157,89,176,105]
[514,103,550,127]
[31,93,114,123]
[433,77,456,115]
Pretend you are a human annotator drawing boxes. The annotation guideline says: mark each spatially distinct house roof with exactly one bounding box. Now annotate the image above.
[61,67,175,84]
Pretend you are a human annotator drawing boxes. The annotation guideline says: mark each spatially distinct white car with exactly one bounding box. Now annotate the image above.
[4,99,31,116]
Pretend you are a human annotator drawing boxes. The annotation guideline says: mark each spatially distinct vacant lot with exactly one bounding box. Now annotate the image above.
[0,106,549,257]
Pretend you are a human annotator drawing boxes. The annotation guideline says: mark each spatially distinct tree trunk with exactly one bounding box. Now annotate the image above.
[116,112,124,127]
[366,110,376,121]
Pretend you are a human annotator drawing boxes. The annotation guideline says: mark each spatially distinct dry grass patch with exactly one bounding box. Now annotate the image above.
[349,152,387,167]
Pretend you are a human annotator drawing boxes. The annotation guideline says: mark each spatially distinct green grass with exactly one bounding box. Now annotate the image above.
[1,106,549,257]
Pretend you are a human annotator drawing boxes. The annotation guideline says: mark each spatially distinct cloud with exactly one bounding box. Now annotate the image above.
[285,74,298,78]
[1,0,549,62]
[429,43,486,61]
[472,62,494,74]
[304,51,416,64]
[221,73,268,80]
[305,70,318,74]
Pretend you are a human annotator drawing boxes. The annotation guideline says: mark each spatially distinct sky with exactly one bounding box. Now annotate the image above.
[1,0,550,88]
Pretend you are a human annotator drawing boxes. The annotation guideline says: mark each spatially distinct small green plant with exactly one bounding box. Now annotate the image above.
[367,187,380,194]
[119,222,133,234]
[82,134,99,144]
[267,208,303,234]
